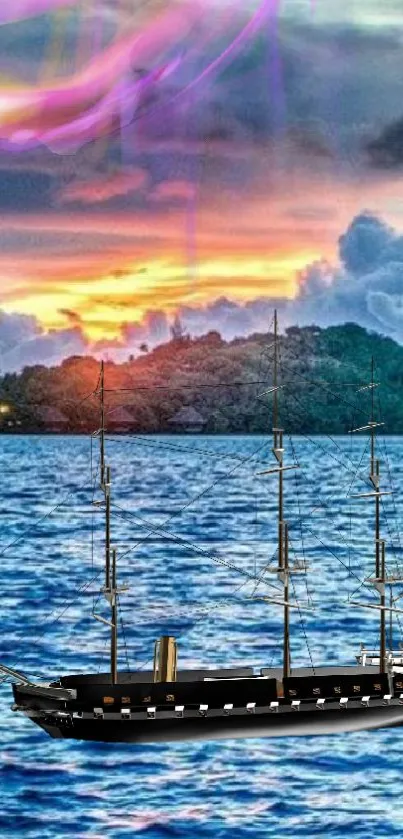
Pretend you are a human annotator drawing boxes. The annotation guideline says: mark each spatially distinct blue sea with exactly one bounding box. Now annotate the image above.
[1,433,403,839]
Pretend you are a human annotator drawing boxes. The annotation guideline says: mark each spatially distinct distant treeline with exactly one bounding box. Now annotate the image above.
[1,323,403,434]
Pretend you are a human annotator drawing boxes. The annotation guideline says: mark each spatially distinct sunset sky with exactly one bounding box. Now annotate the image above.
[1,0,403,368]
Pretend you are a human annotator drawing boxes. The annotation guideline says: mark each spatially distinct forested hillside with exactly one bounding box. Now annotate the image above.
[1,323,402,434]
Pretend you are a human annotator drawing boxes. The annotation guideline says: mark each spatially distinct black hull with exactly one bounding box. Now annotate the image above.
[12,666,403,743]
[26,701,403,743]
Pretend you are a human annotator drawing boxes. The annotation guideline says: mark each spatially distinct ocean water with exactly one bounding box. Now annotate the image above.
[1,433,403,838]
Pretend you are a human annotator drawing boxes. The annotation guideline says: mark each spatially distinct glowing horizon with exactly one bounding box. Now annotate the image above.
[1,250,311,341]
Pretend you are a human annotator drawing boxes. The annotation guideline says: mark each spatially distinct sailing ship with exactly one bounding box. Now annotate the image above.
[3,311,403,743]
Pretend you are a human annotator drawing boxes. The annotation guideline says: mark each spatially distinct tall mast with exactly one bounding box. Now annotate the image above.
[350,359,388,674]
[369,357,385,673]
[370,357,381,581]
[272,310,290,679]
[98,361,117,683]
[100,360,105,488]
[111,548,118,685]
[380,540,386,675]
[100,362,111,590]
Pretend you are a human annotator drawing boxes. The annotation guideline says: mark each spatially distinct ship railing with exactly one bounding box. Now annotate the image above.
[357,649,403,666]
[203,675,271,681]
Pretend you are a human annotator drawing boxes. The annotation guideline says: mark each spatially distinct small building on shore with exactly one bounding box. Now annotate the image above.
[169,406,206,434]
[36,406,69,433]
[106,406,135,434]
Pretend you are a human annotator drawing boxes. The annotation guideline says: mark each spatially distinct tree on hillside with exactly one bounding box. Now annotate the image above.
[170,315,189,343]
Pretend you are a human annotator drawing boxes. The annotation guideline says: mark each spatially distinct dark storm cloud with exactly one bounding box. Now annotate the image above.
[366,118,403,169]
[338,214,393,275]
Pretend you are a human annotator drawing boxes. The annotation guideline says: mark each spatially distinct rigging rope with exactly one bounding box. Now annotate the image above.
[0,472,94,560]
[112,436,272,565]
[103,381,274,393]
[104,434,250,462]
[111,502,282,593]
